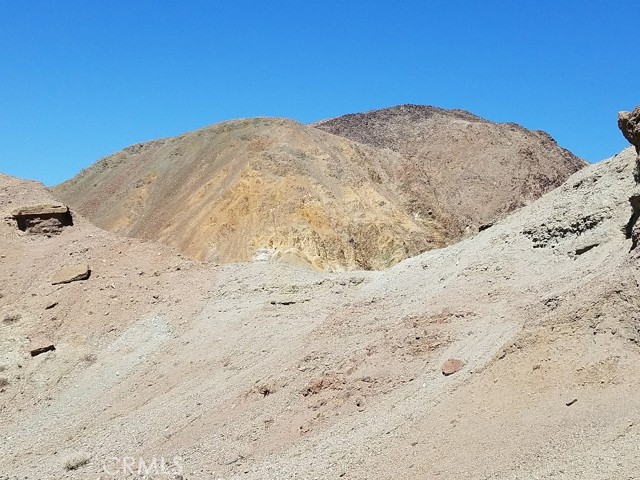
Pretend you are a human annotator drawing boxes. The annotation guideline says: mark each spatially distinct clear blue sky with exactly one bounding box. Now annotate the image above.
[1,1,638,185]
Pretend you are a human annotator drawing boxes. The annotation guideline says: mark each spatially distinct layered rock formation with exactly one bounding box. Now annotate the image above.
[10,203,72,235]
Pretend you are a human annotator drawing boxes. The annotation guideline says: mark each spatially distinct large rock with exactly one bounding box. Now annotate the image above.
[11,203,73,235]
[618,106,640,153]
[51,263,91,285]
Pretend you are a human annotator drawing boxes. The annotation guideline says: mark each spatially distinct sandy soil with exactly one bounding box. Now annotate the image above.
[1,145,639,479]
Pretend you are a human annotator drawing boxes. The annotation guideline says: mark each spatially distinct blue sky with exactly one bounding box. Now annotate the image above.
[1,1,638,185]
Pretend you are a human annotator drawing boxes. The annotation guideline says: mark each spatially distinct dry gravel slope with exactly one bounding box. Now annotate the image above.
[53,107,584,271]
[2,147,640,479]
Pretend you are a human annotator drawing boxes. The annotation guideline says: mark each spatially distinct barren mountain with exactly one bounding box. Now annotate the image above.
[53,107,584,270]
[53,118,449,271]
[2,142,640,479]
[314,104,585,234]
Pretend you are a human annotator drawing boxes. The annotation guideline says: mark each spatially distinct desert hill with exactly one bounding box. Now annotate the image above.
[53,117,450,271]
[53,107,584,270]
[2,141,640,478]
[314,104,585,234]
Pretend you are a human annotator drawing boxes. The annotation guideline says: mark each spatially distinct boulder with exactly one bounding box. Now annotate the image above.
[618,106,640,154]
[11,203,73,235]
[51,263,91,285]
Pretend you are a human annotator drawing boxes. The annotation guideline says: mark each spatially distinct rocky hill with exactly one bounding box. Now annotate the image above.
[53,107,585,270]
[314,104,585,235]
[53,118,450,270]
[2,141,639,478]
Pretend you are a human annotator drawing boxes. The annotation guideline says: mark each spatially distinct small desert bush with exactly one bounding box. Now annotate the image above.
[0,377,9,388]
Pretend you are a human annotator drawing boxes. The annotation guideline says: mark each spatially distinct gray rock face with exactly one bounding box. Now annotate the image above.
[619,106,640,153]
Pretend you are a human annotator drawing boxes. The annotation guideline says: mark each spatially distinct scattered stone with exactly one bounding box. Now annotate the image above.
[30,344,56,357]
[62,451,91,471]
[51,263,91,285]
[566,398,578,407]
[258,385,273,397]
[575,243,599,256]
[441,358,465,376]
[270,297,309,305]
[270,299,296,305]
[302,373,339,396]
[11,204,72,235]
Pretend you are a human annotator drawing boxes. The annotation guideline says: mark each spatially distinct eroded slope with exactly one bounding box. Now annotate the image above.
[2,148,640,479]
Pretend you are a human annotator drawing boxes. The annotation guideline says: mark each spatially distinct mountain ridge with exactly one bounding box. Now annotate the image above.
[53,106,585,270]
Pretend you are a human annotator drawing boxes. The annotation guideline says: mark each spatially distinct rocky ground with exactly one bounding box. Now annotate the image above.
[53,106,584,271]
[1,140,639,479]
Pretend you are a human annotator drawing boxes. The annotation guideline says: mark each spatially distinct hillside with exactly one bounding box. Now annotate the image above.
[53,117,449,271]
[314,104,586,234]
[2,143,640,478]
[53,107,585,270]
